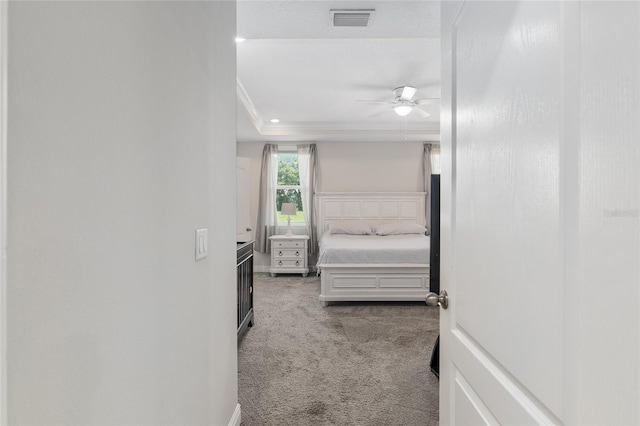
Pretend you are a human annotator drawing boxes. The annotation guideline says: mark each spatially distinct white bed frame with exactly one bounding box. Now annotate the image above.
[316,192,430,306]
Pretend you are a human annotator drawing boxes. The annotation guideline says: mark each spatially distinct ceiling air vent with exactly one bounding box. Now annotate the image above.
[330,9,375,27]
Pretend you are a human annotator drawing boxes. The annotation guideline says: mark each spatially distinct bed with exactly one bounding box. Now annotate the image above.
[316,192,430,306]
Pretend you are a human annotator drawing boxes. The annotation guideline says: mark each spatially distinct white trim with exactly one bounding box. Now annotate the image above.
[260,121,440,136]
[0,0,7,423]
[256,264,317,274]
[228,403,241,426]
[277,185,300,190]
[236,77,265,131]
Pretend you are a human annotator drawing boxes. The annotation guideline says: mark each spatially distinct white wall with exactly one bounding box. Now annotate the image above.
[8,2,238,424]
[317,142,425,192]
[237,141,426,270]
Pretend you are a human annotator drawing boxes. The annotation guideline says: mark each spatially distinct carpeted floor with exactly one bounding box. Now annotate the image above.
[238,273,440,426]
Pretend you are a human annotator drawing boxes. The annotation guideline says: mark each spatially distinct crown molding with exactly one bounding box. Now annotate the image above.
[259,122,440,136]
[236,78,264,131]
[237,79,441,138]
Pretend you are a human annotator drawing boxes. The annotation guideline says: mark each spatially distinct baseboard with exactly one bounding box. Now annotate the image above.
[228,403,241,426]
[254,265,317,274]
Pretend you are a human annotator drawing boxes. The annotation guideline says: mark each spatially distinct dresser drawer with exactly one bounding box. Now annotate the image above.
[273,240,305,249]
[273,248,304,259]
[272,259,304,268]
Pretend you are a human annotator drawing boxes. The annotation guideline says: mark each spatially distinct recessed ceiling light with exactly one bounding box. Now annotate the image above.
[235,37,246,43]
[270,119,280,123]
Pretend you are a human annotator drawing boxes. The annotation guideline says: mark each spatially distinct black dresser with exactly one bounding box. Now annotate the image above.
[237,241,254,338]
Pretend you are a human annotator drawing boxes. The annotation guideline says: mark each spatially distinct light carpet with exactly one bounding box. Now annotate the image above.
[238,273,440,426]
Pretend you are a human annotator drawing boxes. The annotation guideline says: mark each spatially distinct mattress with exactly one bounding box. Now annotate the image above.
[317,234,430,266]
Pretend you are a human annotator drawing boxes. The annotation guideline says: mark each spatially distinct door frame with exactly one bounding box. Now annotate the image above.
[0,0,8,423]
[439,2,463,422]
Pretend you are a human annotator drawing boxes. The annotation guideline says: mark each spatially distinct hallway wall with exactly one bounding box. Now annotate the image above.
[7,2,238,424]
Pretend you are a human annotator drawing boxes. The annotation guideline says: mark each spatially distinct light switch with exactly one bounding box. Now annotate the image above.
[195,228,208,261]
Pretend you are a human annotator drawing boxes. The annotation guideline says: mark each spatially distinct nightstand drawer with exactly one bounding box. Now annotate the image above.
[273,259,304,268]
[273,248,303,259]
[273,240,305,249]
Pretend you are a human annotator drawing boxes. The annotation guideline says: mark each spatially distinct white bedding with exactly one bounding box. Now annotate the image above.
[317,234,430,266]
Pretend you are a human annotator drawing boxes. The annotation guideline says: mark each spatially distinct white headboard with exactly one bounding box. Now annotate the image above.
[316,192,426,240]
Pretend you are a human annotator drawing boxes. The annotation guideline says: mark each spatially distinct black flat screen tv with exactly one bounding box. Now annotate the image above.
[429,174,441,379]
[429,174,440,293]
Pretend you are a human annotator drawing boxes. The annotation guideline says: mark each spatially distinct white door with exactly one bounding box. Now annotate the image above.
[439,2,639,424]
[236,156,252,242]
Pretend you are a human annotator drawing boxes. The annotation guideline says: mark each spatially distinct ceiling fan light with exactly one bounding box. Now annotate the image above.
[394,105,413,116]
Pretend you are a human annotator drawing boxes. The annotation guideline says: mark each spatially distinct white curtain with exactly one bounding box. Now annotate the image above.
[430,144,441,174]
[423,143,433,234]
[297,143,317,254]
[255,144,279,253]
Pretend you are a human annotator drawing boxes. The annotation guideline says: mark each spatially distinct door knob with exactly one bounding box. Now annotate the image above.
[425,290,448,309]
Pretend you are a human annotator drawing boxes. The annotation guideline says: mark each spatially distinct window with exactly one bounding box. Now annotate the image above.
[276,151,305,225]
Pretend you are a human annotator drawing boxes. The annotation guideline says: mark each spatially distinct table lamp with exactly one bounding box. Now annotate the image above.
[281,203,297,236]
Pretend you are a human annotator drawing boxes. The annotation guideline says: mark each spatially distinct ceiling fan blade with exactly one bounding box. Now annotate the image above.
[412,107,431,118]
[399,86,417,101]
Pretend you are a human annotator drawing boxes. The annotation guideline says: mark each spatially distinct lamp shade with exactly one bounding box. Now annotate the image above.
[393,105,413,116]
[281,203,297,216]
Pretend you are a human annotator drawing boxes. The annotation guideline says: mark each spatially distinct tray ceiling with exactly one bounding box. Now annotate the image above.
[237,1,441,143]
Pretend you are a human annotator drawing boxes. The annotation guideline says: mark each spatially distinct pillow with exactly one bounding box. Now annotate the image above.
[327,221,374,235]
[375,222,427,236]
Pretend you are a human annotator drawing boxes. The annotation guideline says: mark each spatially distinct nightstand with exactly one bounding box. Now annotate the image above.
[269,235,309,277]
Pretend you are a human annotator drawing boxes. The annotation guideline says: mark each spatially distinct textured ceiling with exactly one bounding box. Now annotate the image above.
[237,1,440,39]
[237,1,441,143]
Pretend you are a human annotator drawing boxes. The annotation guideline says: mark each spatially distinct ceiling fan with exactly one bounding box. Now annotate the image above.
[356,85,439,117]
